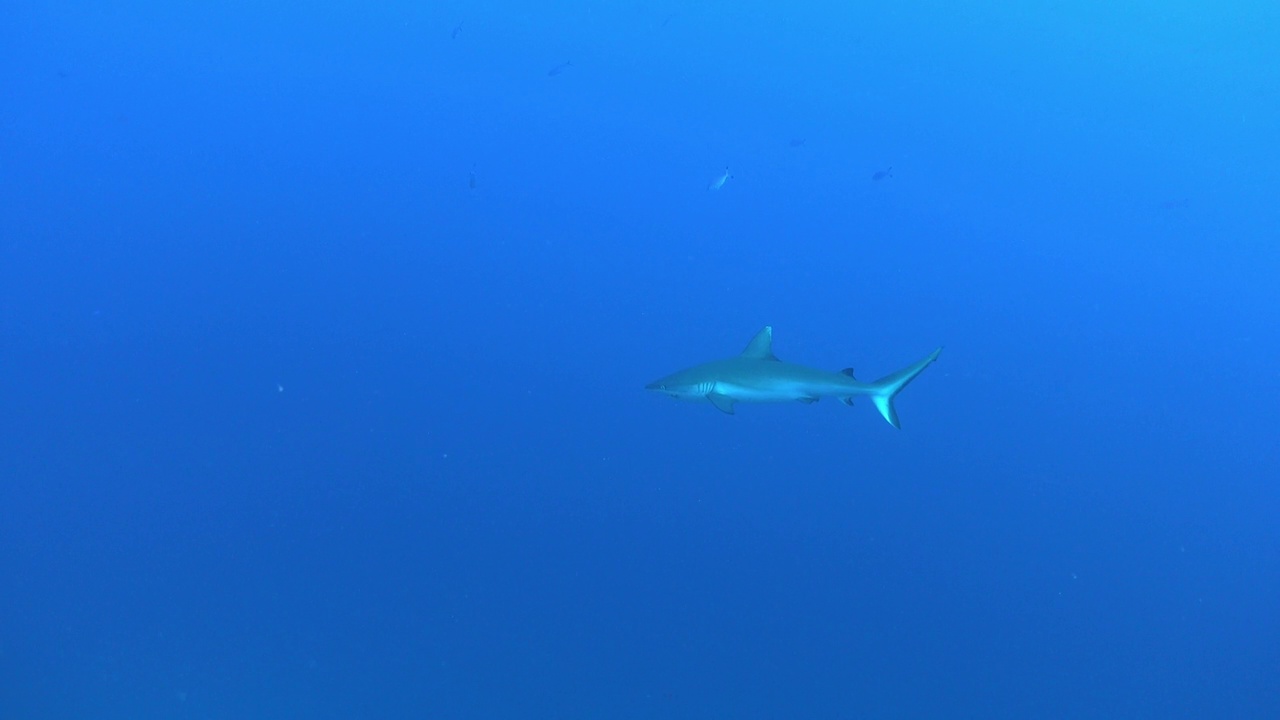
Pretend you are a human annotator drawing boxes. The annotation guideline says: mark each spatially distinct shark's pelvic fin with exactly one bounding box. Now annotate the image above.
[740,326,779,361]
[868,347,943,428]
[707,392,736,414]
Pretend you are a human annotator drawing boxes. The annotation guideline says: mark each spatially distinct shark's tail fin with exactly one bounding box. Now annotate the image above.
[867,347,942,428]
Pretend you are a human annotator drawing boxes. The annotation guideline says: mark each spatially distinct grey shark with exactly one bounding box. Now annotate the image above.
[646,326,941,428]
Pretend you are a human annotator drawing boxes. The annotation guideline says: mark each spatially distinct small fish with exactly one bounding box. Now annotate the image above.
[788,138,806,147]
[707,167,732,191]
[451,21,464,40]
[660,13,677,28]
[871,166,893,181]
[547,60,572,76]
[468,166,477,190]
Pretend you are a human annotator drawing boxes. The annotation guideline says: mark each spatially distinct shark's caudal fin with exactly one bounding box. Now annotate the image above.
[868,347,943,428]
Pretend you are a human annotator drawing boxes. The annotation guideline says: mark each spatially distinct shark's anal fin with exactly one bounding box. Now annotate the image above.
[840,369,857,406]
[707,392,736,414]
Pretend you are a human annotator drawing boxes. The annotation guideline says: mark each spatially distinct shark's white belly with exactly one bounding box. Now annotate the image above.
[714,381,811,403]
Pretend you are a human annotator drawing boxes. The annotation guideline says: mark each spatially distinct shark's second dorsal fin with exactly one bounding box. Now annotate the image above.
[740,326,778,360]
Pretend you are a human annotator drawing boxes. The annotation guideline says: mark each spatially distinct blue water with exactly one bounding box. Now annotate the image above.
[3,2,1278,718]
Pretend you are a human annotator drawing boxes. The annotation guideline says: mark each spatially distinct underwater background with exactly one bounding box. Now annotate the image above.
[2,1,1278,718]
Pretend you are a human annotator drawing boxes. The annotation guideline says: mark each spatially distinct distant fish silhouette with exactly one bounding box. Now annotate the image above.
[707,167,732,191]
[660,13,677,28]
[871,167,893,181]
[789,138,806,148]
[1159,198,1190,210]
[469,166,477,190]
[547,60,572,76]
[451,21,464,40]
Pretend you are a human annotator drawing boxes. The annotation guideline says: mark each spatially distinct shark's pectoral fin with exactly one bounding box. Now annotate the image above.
[707,392,736,414]
[797,396,819,404]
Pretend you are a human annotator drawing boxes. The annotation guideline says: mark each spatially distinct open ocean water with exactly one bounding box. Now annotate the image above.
[2,2,1278,718]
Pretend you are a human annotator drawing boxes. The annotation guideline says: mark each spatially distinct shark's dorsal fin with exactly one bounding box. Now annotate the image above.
[740,326,778,360]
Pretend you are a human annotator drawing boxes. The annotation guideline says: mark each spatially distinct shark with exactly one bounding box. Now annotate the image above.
[646,326,941,428]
